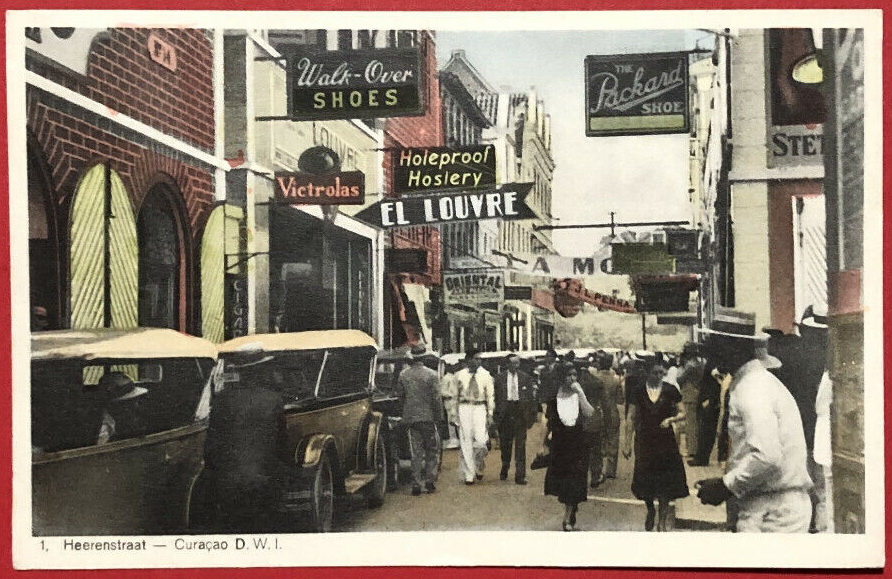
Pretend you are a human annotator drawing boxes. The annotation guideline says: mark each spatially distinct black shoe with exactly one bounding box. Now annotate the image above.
[424,482,436,493]
[464,480,475,486]
[645,509,656,531]
[515,478,527,485]
[499,467,508,481]
[411,485,422,496]
[476,474,484,481]
[687,459,707,467]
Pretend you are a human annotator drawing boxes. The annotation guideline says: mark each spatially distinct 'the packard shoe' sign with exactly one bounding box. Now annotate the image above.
[392,145,496,194]
[585,52,689,136]
[285,47,422,121]
[274,171,365,205]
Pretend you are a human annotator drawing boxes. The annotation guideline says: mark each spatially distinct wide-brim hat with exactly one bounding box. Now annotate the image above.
[407,343,438,360]
[99,371,148,402]
[800,304,829,329]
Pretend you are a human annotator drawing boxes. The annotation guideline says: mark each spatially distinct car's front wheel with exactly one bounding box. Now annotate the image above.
[308,451,334,532]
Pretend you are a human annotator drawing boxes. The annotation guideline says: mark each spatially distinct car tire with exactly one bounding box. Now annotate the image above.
[308,451,335,533]
[367,435,387,509]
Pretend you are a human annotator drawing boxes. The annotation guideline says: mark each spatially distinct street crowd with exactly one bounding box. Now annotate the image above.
[395,304,833,534]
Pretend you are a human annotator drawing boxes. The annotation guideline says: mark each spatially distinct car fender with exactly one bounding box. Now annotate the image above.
[363,411,384,471]
[296,434,336,469]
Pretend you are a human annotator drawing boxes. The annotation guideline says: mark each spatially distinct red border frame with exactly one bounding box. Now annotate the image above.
[2,2,888,578]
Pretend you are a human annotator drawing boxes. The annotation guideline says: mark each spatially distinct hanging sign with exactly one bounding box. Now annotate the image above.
[553,278,637,314]
[353,183,535,228]
[585,52,689,136]
[274,171,365,205]
[392,145,496,194]
[444,271,504,310]
[285,47,422,121]
[494,250,613,278]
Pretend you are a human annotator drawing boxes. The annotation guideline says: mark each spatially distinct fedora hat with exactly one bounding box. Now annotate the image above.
[99,371,148,402]
[407,343,436,360]
[800,304,829,329]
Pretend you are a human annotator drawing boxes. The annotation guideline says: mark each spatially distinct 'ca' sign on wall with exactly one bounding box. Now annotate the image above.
[585,52,689,137]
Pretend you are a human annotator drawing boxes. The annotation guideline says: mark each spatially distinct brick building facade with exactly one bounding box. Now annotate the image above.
[26,28,225,335]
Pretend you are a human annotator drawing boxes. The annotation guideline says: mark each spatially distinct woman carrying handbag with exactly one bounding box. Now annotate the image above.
[543,362,595,531]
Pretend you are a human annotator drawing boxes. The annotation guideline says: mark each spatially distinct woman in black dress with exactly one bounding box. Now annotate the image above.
[622,362,688,531]
[544,362,594,531]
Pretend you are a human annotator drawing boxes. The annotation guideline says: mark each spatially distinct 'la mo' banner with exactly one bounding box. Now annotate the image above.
[353,183,535,228]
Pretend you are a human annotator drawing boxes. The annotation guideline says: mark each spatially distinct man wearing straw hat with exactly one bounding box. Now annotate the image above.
[695,323,813,533]
[398,344,444,496]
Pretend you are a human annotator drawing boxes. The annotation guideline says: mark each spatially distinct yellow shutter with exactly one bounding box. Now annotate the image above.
[69,165,138,330]
[201,205,226,343]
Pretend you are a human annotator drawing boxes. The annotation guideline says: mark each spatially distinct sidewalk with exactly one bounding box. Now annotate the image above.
[673,460,728,531]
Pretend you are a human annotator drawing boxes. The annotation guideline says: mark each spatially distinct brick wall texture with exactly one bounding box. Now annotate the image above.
[383,32,443,284]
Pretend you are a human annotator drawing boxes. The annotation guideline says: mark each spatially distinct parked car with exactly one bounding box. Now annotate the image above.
[193,330,386,533]
[372,348,445,490]
[30,328,217,536]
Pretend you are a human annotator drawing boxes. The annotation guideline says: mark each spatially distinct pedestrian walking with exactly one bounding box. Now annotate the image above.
[593,352,623,480]
[677,342,705,458]
[689,352,721,467]
[696,327,813,533]
[494,353,538,485]
[451,350,495,485]
[578,355,611,489]
[622,359,689,532]
[398,344,445,496]
[439,357,461,449]
[544,362,594,531]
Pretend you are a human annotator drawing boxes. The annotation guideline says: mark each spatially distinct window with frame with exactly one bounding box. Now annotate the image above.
[317,347,375,399]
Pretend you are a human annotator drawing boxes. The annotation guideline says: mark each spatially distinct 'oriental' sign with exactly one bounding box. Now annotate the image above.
[274,171,365,205]
[353,183,535,228]
[392,145,496,194]
[553,278,637,314]
[585,52,689,136]
[285,47,422,121]
[444,271,504,310]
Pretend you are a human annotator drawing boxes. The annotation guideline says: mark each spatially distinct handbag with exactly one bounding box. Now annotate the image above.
[530,450,551,470]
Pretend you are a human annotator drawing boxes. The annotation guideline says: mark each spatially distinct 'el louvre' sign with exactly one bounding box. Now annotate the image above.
[286,47,422,121]
[274,171,365,205]
[353,183,535,228]
[393,145,496,194]
[585,52,689,136]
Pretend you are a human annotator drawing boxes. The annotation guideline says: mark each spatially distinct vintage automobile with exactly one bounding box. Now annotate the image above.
[194,330,386,533]
[30,328,217,536]
[372,347,445,490]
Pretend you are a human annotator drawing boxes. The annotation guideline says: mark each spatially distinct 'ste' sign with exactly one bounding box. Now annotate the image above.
[352,183,535,228]
[274,171,365,205]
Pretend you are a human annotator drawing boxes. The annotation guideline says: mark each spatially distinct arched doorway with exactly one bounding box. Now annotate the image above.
[27,142,60,330]
[137,183,187,330]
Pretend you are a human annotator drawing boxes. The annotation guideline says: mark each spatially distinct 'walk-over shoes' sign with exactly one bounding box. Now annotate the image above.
[353,183,535,228]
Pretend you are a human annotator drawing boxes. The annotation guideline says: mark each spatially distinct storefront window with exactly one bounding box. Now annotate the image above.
[138,186,181,330]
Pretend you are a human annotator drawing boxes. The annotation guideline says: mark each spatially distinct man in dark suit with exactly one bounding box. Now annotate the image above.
[494,353,538,485]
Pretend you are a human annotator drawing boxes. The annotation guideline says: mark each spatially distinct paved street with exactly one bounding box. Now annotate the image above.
[340,418,727,533]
